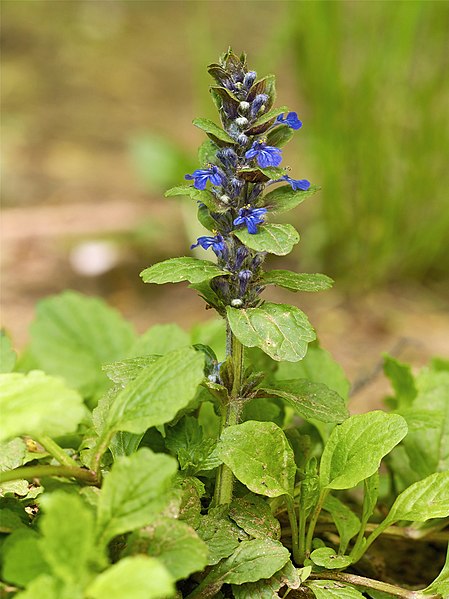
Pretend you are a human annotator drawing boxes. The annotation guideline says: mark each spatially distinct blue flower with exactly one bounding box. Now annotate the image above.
[276,112,303,130]
[245,141,282,168]
[279,175,311,191]
[185,165,224,190]
[191,234,226,257]
[233,206,267,234]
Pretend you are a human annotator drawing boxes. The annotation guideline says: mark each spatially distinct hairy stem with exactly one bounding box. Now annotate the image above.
[309,571,441,599]
[305,487,329,556]
[0,465,98,486]
[285,494,301,564]
[34,435,79,468]
[213,328,244,506]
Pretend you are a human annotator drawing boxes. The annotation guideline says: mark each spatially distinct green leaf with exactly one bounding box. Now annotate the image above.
[257,379,348,424]
[29,291,136,396]
[129,323,190,358]
[229,495,281,540]
[106,347,205,435]
[266,125,294,148]
[193,117,235,145]
[262,270,334,292]
[0,332,16,373]
[165,184,224,212]
[13,575,61,599]
[198,139,219,166]
[383,355,417,408]
[127,518,208,581]
[96,448,178,546]
[310,547,352,569]
[196,511,241,565]
[204,538,289,586]
[385,471,449,524]
[361,473,379,530]
[227,303,316,362]
[237,165,286,183]
[307,580,365,599]
[165,416,221,474]
[86,556,174,599]
[232,561,306,599]
[300,458,320,518]
[0,437,27,470]
[276,346,350,402]
[322,495,361,554]
[263,184,320,214]
[103,356,160,386]
[217,421,296,497]
[319,412,408,490]
[39,491,98,585]
[0,371,85,443]
[234,223,299,256]
[2,529,50,586]
[140,257,227,285]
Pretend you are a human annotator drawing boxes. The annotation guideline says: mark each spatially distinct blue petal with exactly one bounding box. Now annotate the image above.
[246,219,258,234]
[194,177,208,190]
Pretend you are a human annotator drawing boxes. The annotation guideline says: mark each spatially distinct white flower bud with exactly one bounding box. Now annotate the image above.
[235,117,249,128]
[239,101,250,113]
[231,299,243,307]
[220,194,230,204]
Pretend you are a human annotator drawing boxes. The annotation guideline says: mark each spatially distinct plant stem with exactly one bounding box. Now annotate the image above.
[305,487,329,556]
[351,518,390,563]
[213,329,244,506]
[34,435,79,468]
[285,494,300,564]
[91,430,114,478]
[0,465,98,486]
[309,571,441,599]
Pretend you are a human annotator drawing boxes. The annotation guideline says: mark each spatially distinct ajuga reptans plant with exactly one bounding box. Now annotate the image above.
[1,49,448,599]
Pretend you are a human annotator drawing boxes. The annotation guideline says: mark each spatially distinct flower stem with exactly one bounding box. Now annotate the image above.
[305,487,329,556]
[309,571,441,599]
[0,465,98,486]
[213,328,244,506]
[34,435,79,468]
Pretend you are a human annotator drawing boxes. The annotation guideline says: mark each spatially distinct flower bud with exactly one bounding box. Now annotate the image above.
[235,116,249,128]
[237,133,249,146]
[231,298,243,307]
[229,177,244,198]
[239,101,250,114]
[243,71,257,88]
[235,246,249,270]
[238,269,253,295]
[250,94,268,118]
[217,147,238,168]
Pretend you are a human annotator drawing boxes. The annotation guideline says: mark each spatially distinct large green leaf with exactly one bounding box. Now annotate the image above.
[2,529,50,586]
[13,575,61,599]
[140,257,227,285]
[320,412,408,489]
[201,538,290,590]
[234,224,299,256]
[86,556,174,599]
[227,303,315,362]
[127,518,208,581]
[196,510,241,566]
[217,421,296,497]
[39,492,98,586]
[257,379,348,424]
[106,347,204,434]
[0,371,84,443]
[385,471,449,524]
[193,117,236,145]
[262,270,334,292]
[232,561,306,599]
[229,495,281,540]
[307,580,365,599]
[28,291,136,396]
[263,184,320,214]
[96,448,178,546]
[383,355,417,409]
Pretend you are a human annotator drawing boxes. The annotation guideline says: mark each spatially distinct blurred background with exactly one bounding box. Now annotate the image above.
[2,0,449,407]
